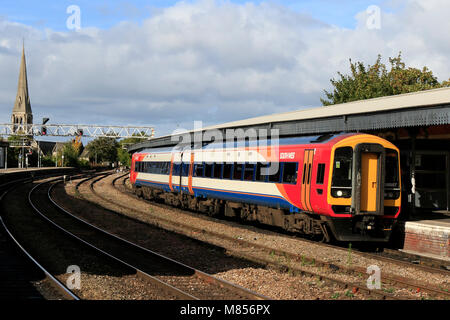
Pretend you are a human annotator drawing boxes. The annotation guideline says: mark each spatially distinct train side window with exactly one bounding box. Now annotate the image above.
[213,163,222,179]
[157,162,162,174]
[316,163,325,184]
[204,163,213,178]
[181,163,189,176]
[194,163,204,177]
[282,162,298,184]
[302,163,307,184]
[223,163,233,179]
[172,163,181,176]
[165,162,171,175]
[244,163,255,181]
[268,162,281,183]
[256,163,269,182]
[233,163,244,180]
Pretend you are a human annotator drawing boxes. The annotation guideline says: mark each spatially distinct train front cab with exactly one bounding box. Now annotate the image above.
[325,135,401,242]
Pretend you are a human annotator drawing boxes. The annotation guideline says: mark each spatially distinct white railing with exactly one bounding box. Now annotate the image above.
[0,123,155,139]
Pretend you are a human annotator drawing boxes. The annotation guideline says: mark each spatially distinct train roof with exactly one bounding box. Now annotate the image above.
[135,133,355,154]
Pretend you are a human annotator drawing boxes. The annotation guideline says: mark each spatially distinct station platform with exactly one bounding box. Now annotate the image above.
[0,167,71,174]
[0,167,76,185]
[398,214,450,262]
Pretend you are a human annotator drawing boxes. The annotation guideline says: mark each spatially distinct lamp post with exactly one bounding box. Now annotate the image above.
[21,139,25,169]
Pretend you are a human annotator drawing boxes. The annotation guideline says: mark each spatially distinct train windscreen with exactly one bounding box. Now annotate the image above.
[331,147,353,198]
[385,149,400,199]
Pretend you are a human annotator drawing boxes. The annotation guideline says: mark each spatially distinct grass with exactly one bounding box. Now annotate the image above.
[331,293,340,299]
[382,287,395,294]
[344,290,355,298]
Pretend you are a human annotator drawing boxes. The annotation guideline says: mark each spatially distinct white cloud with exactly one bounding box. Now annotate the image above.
[0,0,449,136]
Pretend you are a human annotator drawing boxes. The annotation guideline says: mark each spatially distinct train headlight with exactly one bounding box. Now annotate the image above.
[331,189,351,198]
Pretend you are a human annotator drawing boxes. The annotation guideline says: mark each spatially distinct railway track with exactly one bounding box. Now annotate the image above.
[374,247,450,272]
[65,172,412,300]
[102,172,449,300]
[0,176,80,300]
[119,174,450,275]
[41,177,269,300]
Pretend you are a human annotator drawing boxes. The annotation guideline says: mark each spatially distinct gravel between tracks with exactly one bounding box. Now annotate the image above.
[3,179,177,300]
[63,173,449,299]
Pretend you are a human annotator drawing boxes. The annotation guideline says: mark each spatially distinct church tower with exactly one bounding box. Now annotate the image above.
[12,44,33,134]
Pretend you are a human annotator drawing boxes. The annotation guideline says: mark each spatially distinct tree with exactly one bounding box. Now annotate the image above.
[61,142,80,167]
[117,136,143,167]
[6,135,23,167]
[321,52,450,106]
[85,137,119,164]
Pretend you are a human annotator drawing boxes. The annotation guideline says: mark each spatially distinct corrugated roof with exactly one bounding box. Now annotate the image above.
[129,87,450,152]
[203,87,450,131]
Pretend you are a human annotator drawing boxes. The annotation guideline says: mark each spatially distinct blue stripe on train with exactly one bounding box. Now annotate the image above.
[135,179,300,212]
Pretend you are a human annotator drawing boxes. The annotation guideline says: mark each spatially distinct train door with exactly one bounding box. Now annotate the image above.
[180,151,193,194]
[353,144,385,215]
[179,152,185,193]
[360,153,378,212]
[301,149,314,212]
[170,151,183,193]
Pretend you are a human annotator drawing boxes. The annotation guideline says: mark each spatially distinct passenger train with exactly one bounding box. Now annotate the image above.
[130,133,401,242]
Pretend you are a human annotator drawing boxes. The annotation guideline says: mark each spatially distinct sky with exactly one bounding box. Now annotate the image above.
[1,0,449,139]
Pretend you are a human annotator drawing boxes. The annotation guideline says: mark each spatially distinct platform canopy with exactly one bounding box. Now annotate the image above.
[129,87,450,152]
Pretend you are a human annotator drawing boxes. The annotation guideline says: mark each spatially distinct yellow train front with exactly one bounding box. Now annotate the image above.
[322,134,401,242]
[130,133,401,243]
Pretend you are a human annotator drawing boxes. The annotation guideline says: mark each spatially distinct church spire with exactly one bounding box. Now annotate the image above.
[12,42,33,132]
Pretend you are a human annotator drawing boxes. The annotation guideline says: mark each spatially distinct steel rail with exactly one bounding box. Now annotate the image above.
[54,177,269,300]
[29,179,198,300]
[109,173,450,299]
[0,177,80,300]
[118,174,450,276]
[82,173,406,300]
